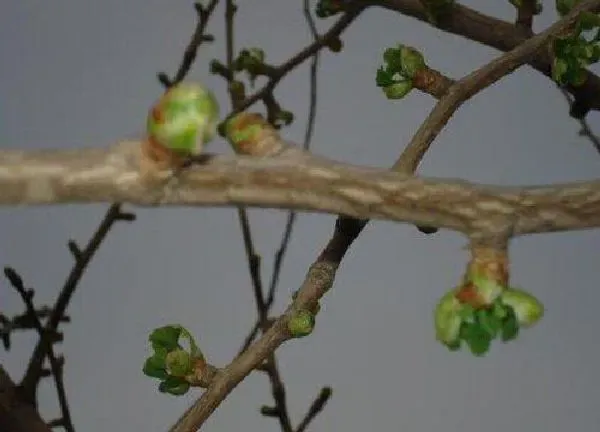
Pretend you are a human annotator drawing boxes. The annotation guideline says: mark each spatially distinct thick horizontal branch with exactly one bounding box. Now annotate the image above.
[0,142,599,238]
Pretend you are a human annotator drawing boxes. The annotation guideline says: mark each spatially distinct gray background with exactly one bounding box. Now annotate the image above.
[1,1,600,431]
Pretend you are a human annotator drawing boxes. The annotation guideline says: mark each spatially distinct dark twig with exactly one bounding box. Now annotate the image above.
[265,0,321,313]
[158,0,220,87]
[372,0,600,117]
[20,204,135,405]
[260,355,293,432]
[295,386,333,432]
[221,3,293,432]
[559,87,600,154]
[225,3,366,120]
[261,6,331,431]
[515,0,537,29]
[4,268,75,432]
[1,307,68,350]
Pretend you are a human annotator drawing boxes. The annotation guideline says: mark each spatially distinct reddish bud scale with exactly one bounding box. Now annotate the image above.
[226,113,285,156]
[151,105,164,124]
[467,247,509,286]
[141,137,186,170]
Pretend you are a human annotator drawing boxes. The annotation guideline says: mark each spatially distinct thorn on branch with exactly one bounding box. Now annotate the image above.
[116,210,136,221]
[157,72,172,88]
[68,240,82,260]
[260,405,280,417]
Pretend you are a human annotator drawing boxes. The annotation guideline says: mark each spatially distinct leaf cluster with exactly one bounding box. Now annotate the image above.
[376,45,426,99]
[142,325,203,396]
[447,300,520,356]
[552,5,600,85]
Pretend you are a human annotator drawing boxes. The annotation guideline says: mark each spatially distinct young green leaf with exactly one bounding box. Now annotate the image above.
[159,376,190,396]
[461,322,491,356]
[476,308,501,339]
[501,307,520,342]
[165,349,193,377]
[149,325,182,351]
[434,290,463,345]
[143,355,168,379]
[500,288,544,327]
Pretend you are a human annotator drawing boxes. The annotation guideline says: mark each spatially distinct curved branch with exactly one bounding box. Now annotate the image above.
[374,0,600,116]
[401,0,600,169]
[0,142,598,238]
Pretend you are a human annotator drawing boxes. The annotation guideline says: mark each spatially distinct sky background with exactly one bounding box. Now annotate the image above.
[1,1,600,431]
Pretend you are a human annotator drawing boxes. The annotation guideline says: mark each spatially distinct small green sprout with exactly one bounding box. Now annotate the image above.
[143,325,204,396]
[288,309,315,338]
[376,45,426,100]
[551,2,600,86]
[434,276,544,356]
[234,48,268,86]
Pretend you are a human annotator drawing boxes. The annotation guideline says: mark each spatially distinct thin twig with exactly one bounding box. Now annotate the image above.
[20,204,135,404]
[222,3,294,431]
[399,0,600,173]
[559,87,600,154]
[1,307,68,350]
[295,386,332,432]
[158,0,220,87]
[4,268,75,432]
[373,0,600,117]
[265,0,322,314]
[167,5,600,430]
[226,3,366,119]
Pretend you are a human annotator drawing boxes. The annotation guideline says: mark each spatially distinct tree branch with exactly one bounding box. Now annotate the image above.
[400,0,600,171]
[4,268,75,432]
[19,204,134,403]
[0,366,51,432]
[158,0,220,87]
[167,216,365,432]
[1,143,596,242]
[373,0,600,117]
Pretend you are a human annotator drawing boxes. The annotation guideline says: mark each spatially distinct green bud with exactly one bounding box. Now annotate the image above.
[383,80,413,99]
[434,289,463,346]
[143,355,168,379]
[274,110,294,127]
[146,82,220,155]
[165,349,193,377]
[159,376,190,396]
[500,288,544,327]
[246,47,265,64]
[288,309,315,338]
[399,46,425,78]
[470,274,505,305]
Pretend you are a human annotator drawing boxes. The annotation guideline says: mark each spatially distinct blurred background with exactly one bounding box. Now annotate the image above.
[1,1,599,431]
